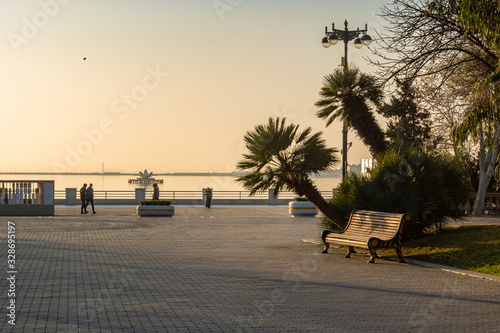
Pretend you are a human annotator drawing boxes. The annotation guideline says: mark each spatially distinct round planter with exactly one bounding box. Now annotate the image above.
[137,205,175,217]
[288,201,318,217]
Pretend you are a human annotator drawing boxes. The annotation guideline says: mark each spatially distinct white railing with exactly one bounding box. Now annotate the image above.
[465,193,500,215]
[1,181,41,204]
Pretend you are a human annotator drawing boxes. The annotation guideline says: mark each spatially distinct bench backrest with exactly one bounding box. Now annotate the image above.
[342,209,407,240]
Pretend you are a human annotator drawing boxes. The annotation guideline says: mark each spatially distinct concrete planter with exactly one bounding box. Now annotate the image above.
[137,205,175,217]
[288,201,318,217]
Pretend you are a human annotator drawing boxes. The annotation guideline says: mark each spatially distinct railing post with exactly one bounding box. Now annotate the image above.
[485,195,490,214]
[135,188,146,201]
[268,188,279,204]
[43,182,54,205]
[66,188,77,202]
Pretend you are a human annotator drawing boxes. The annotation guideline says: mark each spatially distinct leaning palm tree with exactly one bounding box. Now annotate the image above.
[315,65,386,156]
[236,117,346,229]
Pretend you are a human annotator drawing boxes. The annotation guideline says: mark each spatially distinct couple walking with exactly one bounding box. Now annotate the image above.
[80,183,96,214]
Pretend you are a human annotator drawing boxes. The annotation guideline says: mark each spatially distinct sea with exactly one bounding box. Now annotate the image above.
[0,173,341,192]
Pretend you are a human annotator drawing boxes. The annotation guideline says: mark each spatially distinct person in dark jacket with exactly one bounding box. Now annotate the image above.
[204,187,213,208]
[80,183,88,214]
[86,183,96,214]
[152,183,159,200]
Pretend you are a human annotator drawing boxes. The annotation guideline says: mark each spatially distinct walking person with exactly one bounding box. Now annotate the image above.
[204,187,213,208]
[86,183,96,214]
[80,183,88,214]
[152,183,159,200]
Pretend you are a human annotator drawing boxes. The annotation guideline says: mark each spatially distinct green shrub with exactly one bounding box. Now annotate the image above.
[293,197,309,201]
[324,144,471,238]
[139,200,172,206]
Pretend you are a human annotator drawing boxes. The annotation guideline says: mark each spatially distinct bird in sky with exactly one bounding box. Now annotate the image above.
[83,57,86,61]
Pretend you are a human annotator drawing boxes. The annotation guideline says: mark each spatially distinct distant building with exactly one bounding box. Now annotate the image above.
[361,159,375,175]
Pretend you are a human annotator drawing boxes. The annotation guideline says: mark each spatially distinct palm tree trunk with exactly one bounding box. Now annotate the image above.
[344,96,387,156]
[294,179,347,229]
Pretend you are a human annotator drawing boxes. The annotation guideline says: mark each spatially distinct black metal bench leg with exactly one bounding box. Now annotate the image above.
[345,246,355,258]
[368,247,377,263]
[396,246,406,263]
[322,243,330,254]
[321,230,331,253]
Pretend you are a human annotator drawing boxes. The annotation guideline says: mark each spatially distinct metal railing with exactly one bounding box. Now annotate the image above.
[54,189,334,202]
[54,188,500,212]
[465,193,500,215]
[1,180,54,205]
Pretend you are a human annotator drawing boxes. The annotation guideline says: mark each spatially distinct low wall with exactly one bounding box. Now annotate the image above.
[0,204,54,216]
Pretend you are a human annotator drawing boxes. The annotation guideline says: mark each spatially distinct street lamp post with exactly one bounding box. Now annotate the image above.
[321,20,372,181]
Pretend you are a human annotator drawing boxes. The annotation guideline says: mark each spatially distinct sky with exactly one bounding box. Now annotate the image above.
[1,0,392,173]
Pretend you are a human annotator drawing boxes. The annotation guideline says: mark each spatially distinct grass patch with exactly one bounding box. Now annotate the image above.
[402,225,500,276]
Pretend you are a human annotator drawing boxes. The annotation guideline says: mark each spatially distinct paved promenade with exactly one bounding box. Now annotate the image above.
[1,206,499,332]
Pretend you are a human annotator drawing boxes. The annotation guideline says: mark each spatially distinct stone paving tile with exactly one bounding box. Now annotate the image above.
[0,207,499,332]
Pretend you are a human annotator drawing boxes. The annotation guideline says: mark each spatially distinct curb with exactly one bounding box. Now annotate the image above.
[301,239,500,283]
[404,258,500,282]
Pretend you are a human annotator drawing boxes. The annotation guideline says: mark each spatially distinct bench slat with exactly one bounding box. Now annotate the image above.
[343,229,397,237]
[353,210,403,218]
[343,226,398,234]
[326,233,393,243]
[351,213,401,220]
[351,213,401,219]
[349,219,401,226]
[345,224,399,231]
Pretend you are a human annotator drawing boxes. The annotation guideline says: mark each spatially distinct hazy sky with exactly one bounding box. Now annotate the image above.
[2,0,391,173]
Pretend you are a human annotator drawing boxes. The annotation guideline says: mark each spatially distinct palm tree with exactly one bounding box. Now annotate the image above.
[236,117,346,229]
[315,65,386,156]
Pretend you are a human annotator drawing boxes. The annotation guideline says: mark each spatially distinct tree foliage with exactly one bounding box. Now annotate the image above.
[372,0,500,216]
[456,0,500,52]
[415,71,472,153]
[324,144,471,238]
[378,78,431,146]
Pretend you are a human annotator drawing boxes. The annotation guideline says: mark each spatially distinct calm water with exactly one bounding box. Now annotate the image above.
[0,174,340,192]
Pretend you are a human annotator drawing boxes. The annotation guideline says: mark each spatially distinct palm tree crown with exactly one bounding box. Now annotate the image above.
[315,65,386,156]
[237,117,338,197]
[237,117,345,228]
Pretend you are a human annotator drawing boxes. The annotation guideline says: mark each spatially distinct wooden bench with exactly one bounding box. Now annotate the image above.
[321,209,410,263]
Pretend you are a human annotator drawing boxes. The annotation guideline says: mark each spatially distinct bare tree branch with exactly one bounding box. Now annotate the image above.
[368,0,499,86]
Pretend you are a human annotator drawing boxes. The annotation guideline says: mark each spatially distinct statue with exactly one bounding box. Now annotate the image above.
[128,169,163,184]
